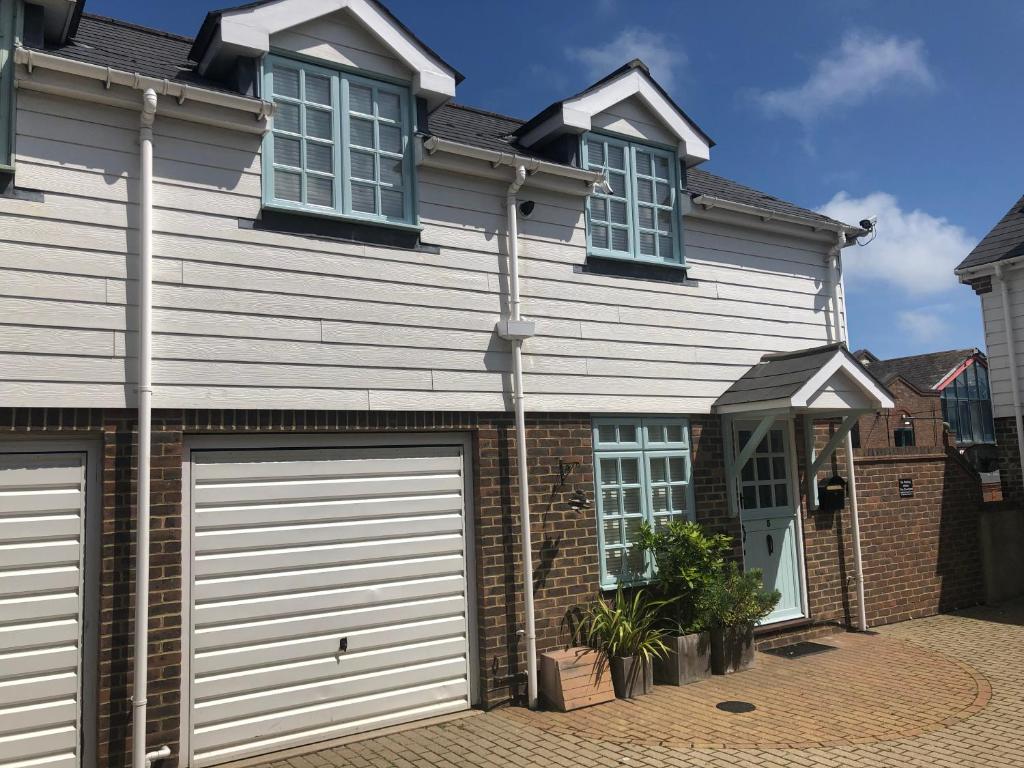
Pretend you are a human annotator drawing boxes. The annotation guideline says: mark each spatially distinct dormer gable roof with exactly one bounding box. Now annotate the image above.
[514,59,713,167]
[190,0,461,109]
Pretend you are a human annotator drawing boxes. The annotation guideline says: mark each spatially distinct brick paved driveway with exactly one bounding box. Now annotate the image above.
[249,600,1024,768]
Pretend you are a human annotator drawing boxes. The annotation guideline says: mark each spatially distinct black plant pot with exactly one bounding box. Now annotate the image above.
[710,624,756,674]
[609,655,654,698]
[653,631,712,685]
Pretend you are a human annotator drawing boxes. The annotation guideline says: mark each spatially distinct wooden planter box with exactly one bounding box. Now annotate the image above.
[654,631,712,685]
[539,648,615,711]
[710,624,756,674]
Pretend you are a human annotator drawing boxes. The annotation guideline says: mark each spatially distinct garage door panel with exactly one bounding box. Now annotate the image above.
[195,655,468,728]
[0,724,77,764]
[194,474,463,508]
[195,493,463,530]
[0,673,78,708]
[0,540,80,570]
[192,679,468,759]
[195,512,464,553]
[194,594,467,652]
[0,489,83,516]
[0,592,80,625]
[0,699,78,738]
[0,516,81,543]
[194,636,468,703]
[193,554,463,602]
[0,620,78,655]
[0,567,80,600]
[192,615,467,677]
[195,573,466,627]
[193,534,464,578]
[0,647,79,681]
[193,449,462,482]
[189,443,472,766]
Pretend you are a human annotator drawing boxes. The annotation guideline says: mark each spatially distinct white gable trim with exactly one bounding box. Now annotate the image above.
[203,0,457,108]
[519,68,711,166]
[791,351,895,410]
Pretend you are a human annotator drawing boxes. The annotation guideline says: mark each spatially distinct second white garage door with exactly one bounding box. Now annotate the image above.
[186,442,474,767]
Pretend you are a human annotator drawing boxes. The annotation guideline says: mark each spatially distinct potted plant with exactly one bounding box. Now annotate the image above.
[638,520,733,685]
[700,562,781,674]
[576,587,669,698]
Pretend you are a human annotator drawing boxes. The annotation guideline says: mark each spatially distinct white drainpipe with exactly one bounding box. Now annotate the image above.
[994,263,1024,485]
[503,165,538,709]
[134,88,167,768]
[829,237,868,631]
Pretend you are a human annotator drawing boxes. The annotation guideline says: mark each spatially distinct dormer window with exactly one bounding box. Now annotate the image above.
[582,133,683,265]
[263,55,416,226]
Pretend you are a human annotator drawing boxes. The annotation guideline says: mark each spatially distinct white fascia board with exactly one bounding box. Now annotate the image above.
[792,352,895,410]
[712,399,795,416]
[212,0,456,106]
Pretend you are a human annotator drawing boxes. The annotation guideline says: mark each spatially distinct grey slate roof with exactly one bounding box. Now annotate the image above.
[956,194,1024,272]
[714,343,890,409]
[861,348,979,393]
[34,14,224,91]
[427,104,847,229]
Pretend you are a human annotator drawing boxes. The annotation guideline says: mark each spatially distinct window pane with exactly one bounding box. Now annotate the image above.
[350,117,375,148]
[756,457,770,481]
[622,487,642,514]
[351,182,377,213]
[605,548,623,578]
[654,155,669,179]
[274,67,300,99]
[967,366,979,398]
[305,74,331,105]
[668,456,685,480]
[742,485,757,509]
[592,225,609,249]
[603,517,622,546]
[607,144,625,169]
[639,232,655,256]
[657,209,672,232]
[350,84,373,115]
[350,151,375,180]
[275,102,300,133]
[607,171,626,197]
[758,485,773,508]
[597,424,616,444]
[741,461,755,482]
[274,170,301,202]
[772,456,787,480]
[774,484,788,507]
[619,424,637,443]
[600,457,619,484]
[635,151,652,175]
[381,189,404,218]
[977,366,990,399]
[652,486,668,513]
[624,517,644,541]
[770,430,784,452]
[958,402,971,441]
[624,547,645,578]
[611,228,629,252]
[306,142,333,173]
[658,235,674,258]
[656,182,671,205]
[379,123,403,154]
[620,458,640,485]
[649,458,667,483]
[637,178,653,203]
[306,108,332,140]
[380,157,404,187]
[666,424,683,443]
[609,200,628,225]
[307,175,334,207]
[638,206,654,229]
[587,139,605,166]
[671,485,686,511]
[275,136,301,167]
[378,91,401,121]
[591,198,607,221]
[602,487,620,513]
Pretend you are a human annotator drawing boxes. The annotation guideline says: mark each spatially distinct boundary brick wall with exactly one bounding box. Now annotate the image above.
[995,416,1023,504]
[856,380,944,450]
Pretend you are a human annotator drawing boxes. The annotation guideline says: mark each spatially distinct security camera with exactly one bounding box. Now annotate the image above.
[859,215,877,232]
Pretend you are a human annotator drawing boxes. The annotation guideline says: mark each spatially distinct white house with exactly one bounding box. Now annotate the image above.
[0,1,895,766]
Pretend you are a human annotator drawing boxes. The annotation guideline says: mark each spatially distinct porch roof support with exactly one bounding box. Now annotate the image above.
[805,412,862,510]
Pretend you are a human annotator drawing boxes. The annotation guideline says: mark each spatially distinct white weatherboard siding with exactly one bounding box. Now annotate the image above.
[0,453,86,768]
[0,88,843,413]
[981,268,1024,419]
[187,445,472,766]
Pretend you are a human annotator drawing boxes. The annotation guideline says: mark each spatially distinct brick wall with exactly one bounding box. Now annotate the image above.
[995,416,1023,504]
[856,379,944,450]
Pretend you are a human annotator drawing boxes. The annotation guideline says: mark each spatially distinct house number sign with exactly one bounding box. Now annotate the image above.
[898,478,914,498]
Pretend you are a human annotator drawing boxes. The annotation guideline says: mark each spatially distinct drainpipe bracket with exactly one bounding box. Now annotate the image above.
[496,319,535,341]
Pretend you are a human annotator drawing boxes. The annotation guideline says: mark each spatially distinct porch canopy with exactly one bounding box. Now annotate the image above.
[713,342,895,511]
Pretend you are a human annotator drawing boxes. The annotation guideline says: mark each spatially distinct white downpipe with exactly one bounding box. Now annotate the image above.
[133,88,160,768]
[506,165,538,709]
[830,238,868,631]
[995,264,1024,484]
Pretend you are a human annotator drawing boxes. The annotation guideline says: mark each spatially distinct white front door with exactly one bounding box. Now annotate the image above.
[734,421,806,625]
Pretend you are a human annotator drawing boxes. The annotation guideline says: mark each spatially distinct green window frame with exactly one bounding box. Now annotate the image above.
[582,133,684,265]
[0,0,20,172]
[593,417,695,588]
[262,55,417,226]
[941,362,995,445]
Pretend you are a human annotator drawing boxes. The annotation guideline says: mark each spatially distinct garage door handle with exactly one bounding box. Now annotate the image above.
[766,534,774,556]
[338,638,349,654]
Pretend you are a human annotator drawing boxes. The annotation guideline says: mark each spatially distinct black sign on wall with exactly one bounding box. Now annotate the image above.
[898,478,914,498]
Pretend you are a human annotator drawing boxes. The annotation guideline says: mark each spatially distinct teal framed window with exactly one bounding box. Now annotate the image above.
[582,133,683,265]
[941,362,995,445]
[593,417,694,588]
[262,55,416,226]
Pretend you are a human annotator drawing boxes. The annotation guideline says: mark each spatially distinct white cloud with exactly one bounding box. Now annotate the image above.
[753,30,934,123]
[897,308,951,344]
[817,191,974,296]
[566,28,685,91]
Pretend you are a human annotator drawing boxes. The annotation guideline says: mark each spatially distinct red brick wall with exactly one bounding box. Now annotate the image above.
[856,379,944,450]
[995,416,1022,504]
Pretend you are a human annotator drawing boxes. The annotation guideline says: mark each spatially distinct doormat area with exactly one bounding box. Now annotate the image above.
[763,641,838,659]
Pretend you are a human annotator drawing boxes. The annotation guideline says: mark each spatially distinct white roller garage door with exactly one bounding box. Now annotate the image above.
[187,443,473,766]
[0,453,86,768]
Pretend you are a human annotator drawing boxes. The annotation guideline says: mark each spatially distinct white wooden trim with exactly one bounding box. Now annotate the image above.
[786,417,810,619]
[792,352,895,409]
[808,414,859,477]
[179,431,478,768]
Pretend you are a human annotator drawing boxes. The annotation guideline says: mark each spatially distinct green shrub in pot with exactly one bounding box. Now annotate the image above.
[576,588,670,698]
[699,562,781,674]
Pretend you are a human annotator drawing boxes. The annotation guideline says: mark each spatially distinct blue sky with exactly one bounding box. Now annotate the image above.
[87,0,1024,360]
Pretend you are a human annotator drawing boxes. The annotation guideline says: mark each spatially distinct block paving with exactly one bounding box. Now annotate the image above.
[249,599,1024,768]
